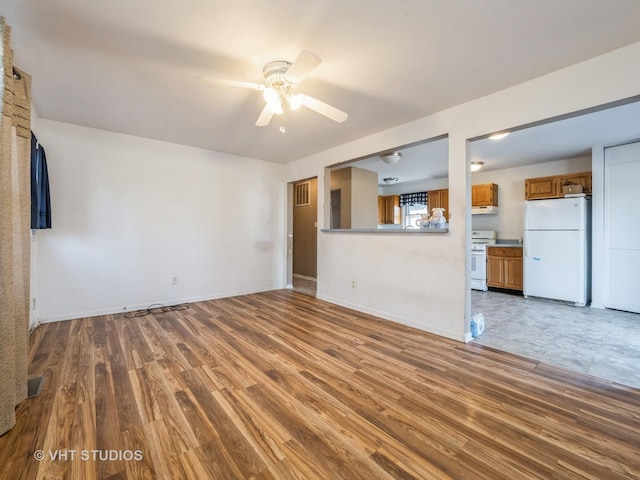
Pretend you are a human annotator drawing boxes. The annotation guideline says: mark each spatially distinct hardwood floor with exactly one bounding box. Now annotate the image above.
[1,290,639,479]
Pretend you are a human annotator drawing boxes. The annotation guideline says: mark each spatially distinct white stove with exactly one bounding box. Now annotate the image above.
[471,230,496,291]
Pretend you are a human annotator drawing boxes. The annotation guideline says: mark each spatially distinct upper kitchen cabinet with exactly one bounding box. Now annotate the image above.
[525,175,557,199]
[472,183,498,207]
[525,171,592,200]
[560,172,592,194]
[378,195,400,224]
[427,188,449,221]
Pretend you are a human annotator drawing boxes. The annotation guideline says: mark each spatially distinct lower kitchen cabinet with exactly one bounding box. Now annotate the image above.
[487,246,523,291]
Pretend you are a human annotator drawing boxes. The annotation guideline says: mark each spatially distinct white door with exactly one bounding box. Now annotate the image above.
[604,142,640,313]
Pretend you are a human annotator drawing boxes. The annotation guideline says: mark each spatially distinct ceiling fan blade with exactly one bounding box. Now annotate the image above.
[284,51,321,84]
[300,95,348,123]
[256,105,275,126]
[197,76,264,90]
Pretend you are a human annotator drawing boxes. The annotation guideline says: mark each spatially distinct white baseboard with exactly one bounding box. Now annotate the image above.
[37,285,282,324]
[316,294,467,343]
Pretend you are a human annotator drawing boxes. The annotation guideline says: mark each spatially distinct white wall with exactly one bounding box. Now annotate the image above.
[35,120,285,322]
[471,155,592,239]
[351,167,378,229]
[285,41,640,342]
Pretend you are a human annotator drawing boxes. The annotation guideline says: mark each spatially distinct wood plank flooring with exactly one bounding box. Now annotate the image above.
[1,290,639,479]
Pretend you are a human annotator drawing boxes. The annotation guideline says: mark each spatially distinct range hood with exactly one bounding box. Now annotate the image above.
[472,205,499,215]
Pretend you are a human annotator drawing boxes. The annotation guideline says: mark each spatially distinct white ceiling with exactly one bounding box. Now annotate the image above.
[347,98,640,185]
[340,136,450,184]
[4,1,640,164]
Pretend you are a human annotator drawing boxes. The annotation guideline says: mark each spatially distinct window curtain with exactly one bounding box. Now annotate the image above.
[31,133,51,229]
[399,191,427,206]
[0,17,32,436]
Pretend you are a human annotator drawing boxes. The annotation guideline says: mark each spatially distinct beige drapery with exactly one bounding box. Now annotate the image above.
[0,17,32,437]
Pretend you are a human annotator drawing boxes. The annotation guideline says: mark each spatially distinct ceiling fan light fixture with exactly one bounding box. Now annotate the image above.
[287,94,302,110]
[203,51,348,128]
[263,87,278,103]
[263,88,283,114]
[470,161,484,172]
[381,151,401,164]
[383,177,399,184]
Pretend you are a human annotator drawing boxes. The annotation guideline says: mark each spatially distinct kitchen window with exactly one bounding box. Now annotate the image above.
[404,203,428,229]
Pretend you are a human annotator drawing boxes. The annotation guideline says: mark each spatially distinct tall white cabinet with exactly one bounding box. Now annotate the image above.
[604,141,640,314]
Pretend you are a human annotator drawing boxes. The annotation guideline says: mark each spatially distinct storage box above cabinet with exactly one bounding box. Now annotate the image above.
[525,172,591,200]
[472,183,498,207]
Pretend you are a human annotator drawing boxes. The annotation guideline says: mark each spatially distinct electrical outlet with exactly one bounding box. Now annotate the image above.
[351,280,357,289]
[32,298,36,310]
[172,276,179,285]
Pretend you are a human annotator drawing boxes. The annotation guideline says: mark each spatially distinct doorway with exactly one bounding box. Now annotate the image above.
[466,99,640,389]
[291,177,317,297]
[330,189,341,229]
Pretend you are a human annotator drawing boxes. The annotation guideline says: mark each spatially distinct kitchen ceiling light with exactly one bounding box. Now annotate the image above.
[470,161,484,172]
[383,177,399,184]
[380,152,401,164]
[489,132,510,140]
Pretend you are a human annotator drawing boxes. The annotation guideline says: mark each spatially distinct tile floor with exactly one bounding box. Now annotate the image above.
[471,289,640,389]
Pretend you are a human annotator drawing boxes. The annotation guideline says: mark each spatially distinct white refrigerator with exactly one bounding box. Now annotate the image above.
[523,197,590,306]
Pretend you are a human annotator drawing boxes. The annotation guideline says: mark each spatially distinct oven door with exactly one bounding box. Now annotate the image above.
[470,246,487,291]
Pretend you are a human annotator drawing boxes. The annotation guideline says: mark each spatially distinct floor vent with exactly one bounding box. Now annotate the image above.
[27,377,44,398]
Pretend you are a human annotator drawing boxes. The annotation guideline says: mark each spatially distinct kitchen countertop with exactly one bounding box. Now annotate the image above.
[321,228,449,234]
[492,241,523,248]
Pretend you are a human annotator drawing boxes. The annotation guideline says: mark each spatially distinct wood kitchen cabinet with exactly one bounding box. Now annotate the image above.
[525,176,558,199]
[487,246,523,291]
[472,183,498,207]
[559,172,592,194]
[377,196,385,224]
[525,171,592,200]
[427,188,449,221]
[378,195,400,224]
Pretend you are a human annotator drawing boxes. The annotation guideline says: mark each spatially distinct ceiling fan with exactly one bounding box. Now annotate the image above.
[199,51,348,133]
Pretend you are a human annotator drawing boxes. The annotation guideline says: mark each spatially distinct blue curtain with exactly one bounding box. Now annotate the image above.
[30,132,52,229]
